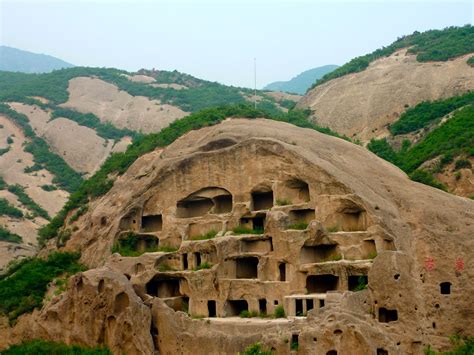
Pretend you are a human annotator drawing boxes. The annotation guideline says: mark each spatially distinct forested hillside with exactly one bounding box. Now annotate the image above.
[368,93,473,196]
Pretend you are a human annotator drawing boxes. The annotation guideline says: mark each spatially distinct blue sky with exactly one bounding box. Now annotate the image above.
[0,0,472,88]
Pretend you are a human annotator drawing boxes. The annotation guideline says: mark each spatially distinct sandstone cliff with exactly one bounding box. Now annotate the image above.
[1,119,472,354]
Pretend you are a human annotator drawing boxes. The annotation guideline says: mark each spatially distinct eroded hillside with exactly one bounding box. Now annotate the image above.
[297,50,474,141]
[1,119,472,354]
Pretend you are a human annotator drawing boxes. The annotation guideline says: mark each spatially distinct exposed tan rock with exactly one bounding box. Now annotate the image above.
[2,119,473,354]
[149,83,188,90]
[61,77,188,133]
[297,50,474,141]
[126,74,156,84]
[435,157,474,197]
[2,268,153,354]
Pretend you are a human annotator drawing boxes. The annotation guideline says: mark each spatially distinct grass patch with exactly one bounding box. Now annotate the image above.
[241,342,273,355]
[189,230,217,241]
[232,226,264,235]
[239,310,259,318]
[2,340,111,354]
[0,252,85,323]
[286,222,308,230]
[0,226,22,243]
[276,199,292,206]
[194,262,212,271]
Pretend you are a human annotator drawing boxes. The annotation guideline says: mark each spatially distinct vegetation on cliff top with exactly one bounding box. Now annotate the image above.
[38,104,346,243]
[2,340,111,355]
[311,25,474,89]
[0,252,85,322]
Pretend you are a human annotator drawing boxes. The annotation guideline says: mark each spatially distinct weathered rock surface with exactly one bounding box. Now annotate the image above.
[297,50,474,141]
[1,119,473,354]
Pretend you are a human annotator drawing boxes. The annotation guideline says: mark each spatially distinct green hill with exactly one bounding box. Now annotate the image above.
[264,65,338,94]
[0,46,74,73]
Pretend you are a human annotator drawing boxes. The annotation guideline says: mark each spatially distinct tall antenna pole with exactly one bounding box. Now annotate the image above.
[254,57,257,109]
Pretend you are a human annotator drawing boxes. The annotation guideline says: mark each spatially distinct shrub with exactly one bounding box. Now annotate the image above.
[241,342,273,355]
[454,159,472,170]
[409,170,447,191]
[0,176,5,190]
[239,310,259,318]
[6,136,13,144]
[111,232,159,257]
[353,276,368,291]
[0,226,22,243]
[0,198,24,218]
[0,146,10,156]
[290,341,299,351]
[424,335,474,354]
[0,252,85,322]
[41,184,58,191]
[2,340,111,354]
[7,184,50,220]
[274,305,286,318]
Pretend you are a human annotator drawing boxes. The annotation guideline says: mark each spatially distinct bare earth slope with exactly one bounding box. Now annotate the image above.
[2,119,472,354]
[61,77,188,133]
[297,50,474,141]
[8,102,130,175]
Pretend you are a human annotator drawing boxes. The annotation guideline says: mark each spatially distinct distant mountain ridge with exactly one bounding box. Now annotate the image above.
[0,46,74,73]
[264,65,339,95]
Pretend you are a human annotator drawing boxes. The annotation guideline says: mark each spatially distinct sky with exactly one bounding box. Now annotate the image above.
[0,0,472,88]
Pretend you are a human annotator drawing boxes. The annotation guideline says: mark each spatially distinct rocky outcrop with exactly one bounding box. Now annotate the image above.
[1,268,153,354]
[1,119,472,354]
[297,50,474,141]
